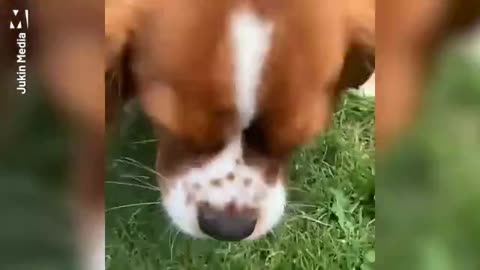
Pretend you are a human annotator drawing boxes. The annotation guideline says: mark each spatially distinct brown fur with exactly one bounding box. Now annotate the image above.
[105,0,375,163]
[377,0,479,152]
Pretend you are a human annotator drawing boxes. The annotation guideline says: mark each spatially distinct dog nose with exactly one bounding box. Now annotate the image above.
[197,203,257,241]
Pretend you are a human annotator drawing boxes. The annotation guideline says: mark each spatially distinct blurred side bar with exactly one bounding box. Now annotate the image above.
[0,0,105,269]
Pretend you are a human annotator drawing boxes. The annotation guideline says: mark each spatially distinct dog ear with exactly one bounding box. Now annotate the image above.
[346,0,375,51]
[139,81,239,153]
[105,0,140,70]
[139,82,179,135]
[262,90,334,157]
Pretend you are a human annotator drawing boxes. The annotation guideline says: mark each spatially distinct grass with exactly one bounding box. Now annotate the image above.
[2,39,478,270]
[0,90,76,270]
[106,94,375,270]
[376,52,480,270]
[2,43,478,270]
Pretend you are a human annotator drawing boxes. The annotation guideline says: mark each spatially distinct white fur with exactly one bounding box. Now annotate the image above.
[230,9,274,127]
[247,179,286,240]
[162,135,286,239]
[350,72,375,97]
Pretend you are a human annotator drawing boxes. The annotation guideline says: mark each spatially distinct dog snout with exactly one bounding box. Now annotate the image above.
[197,202,257,241]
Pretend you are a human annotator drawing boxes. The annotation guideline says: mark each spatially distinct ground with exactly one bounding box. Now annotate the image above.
[105,94,375,270]
[3,46,479,270]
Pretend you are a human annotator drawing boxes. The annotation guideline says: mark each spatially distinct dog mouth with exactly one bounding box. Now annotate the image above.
[156,134,288,241]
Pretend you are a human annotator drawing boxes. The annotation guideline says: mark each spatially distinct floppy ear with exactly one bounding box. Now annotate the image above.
[138,82,179,135]
[139,81,239,153]
[334,0,375,93]
[255,88,334,158]
[105,0,139,70]
[346,0,375,51]
[105,0,145,126]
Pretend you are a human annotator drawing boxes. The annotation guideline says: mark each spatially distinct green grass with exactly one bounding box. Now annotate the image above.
[106,94,375,270]
[2,44,478,270]
[0,90,77,270]
[377,52,480,270]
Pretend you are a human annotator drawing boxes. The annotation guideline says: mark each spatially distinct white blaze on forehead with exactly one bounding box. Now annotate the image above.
[230,8,274,128]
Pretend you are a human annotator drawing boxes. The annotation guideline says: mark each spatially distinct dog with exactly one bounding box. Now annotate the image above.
[106,0,375,241]
[377,0,480,152]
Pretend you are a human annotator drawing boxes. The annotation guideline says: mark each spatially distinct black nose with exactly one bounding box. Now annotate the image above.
[197,203,257,241]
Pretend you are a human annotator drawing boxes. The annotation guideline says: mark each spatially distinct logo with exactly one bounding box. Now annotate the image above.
[10,9,29,95]
[9,9,29,29]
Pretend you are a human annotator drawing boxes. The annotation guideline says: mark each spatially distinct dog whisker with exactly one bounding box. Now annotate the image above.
[288,203,323,208]
[105,181,159,191]
[117,157,170,181]
[119,174,160,190]
[130,139,159,145]
[106,201,162,212]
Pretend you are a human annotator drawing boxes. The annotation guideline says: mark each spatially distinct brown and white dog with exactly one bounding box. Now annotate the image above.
[377,0,480,151]
[106,0,375,241]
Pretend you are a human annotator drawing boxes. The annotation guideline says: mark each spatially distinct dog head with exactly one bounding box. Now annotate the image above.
[106,0,374,241]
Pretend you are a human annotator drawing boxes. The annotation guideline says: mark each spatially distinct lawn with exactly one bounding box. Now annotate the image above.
[376,51,480,270]
[105,94,375,270]
[2,41,478,270]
